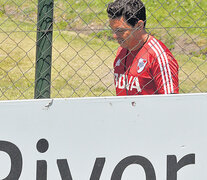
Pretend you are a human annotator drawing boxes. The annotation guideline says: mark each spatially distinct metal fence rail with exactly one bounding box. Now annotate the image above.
[0,0,206,100]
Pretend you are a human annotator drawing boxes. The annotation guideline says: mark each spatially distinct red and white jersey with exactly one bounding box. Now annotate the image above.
[114,35,179,96]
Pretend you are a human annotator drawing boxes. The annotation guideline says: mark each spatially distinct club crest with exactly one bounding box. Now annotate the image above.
[137,58,147,73]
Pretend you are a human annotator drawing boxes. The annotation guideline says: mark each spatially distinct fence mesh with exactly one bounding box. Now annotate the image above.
[0,0,206,100]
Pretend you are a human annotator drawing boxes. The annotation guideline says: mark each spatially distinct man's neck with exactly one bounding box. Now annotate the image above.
[129,32,149,52]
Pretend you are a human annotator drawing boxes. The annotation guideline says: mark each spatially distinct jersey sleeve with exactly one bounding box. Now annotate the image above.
[150,51,179,94]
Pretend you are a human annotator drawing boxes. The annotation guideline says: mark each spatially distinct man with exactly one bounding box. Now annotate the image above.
[107,0,179,95]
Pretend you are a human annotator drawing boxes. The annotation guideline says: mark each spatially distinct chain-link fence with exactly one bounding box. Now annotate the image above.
[0,0,206,100]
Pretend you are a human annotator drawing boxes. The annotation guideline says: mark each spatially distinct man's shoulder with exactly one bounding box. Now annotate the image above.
[114,47,128,62]
[147,35,173,57]
[116,46,127,55]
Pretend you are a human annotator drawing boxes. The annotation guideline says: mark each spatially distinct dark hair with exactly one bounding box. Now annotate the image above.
[107,0,146,27]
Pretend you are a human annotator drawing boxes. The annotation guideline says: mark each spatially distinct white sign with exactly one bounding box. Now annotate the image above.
[0,93,206,180]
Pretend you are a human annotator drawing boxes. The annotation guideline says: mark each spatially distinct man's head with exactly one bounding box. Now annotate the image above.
[107,0,146,27]
[107,0,147,50]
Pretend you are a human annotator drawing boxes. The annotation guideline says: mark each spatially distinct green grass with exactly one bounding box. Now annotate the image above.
[176,54,207,93]
[0,0,206,100]
[51,31,117,98]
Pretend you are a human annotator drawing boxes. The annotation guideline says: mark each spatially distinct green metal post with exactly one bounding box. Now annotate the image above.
[35,0,54,99]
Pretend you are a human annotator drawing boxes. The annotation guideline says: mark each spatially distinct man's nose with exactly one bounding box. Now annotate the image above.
[113,33,118,39]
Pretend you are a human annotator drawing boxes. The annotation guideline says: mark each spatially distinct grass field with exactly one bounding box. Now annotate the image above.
[0,0,206,100]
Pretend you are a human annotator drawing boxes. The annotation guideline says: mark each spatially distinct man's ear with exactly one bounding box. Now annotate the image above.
[135,20,144,30]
